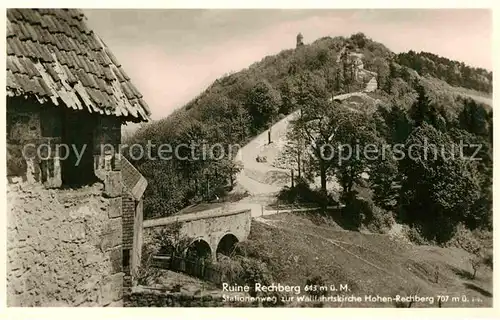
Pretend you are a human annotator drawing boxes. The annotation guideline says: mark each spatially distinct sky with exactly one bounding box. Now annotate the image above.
[84,9,492,120]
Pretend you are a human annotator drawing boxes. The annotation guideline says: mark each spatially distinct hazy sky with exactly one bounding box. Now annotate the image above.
[84,9,492,120]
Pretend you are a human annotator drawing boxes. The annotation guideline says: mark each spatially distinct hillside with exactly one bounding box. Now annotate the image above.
[396,51,492,93]
[129,32,492,248]
[141,212,492,308]
[241,213,493,307]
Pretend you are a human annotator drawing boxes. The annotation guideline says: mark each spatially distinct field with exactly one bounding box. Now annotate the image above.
[242,212,493,308]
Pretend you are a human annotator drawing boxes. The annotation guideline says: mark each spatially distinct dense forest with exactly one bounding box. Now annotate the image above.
[396,51,492,93]
[126,32,492,244]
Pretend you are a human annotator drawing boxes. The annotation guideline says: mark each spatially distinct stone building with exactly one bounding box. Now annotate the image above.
[6,9,150,306]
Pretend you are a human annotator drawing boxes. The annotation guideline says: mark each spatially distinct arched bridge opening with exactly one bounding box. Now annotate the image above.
[216,234,239,257]
[186,239,212,261]
[179,239,212,278]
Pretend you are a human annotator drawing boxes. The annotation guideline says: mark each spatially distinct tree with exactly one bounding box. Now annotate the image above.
[369,149,399,211]
[291,71,334,193]
[351,32,368,48]
[278,78,298,115]
[278,120,308,179]
[372,57,390,91]
[326,106,381,204]
[246,80,281,133]
[398,123,482,243]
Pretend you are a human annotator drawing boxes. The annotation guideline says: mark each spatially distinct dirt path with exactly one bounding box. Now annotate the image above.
[233,50,376,202]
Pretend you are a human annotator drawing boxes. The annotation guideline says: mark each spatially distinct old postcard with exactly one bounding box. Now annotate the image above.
[4,6,495,315]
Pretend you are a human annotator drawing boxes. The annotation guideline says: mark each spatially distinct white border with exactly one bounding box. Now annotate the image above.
[1,1,498,319]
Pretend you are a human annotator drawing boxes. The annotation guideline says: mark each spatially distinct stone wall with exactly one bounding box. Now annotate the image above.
[7,182,123,306]
[124,287,225,307]
[6,96,133,307]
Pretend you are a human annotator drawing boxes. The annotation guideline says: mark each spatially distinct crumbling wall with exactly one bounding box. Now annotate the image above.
[7,182,124,307]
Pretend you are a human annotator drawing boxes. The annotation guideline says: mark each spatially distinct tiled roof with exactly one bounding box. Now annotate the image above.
[6,9,151,122]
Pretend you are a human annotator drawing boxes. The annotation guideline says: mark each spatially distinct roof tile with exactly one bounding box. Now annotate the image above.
[9,22,21,39]
[6,9,150,122]
[102,66,114,81]
[104,46,121,67]
[31,10,44,25]
[87,72,99,89]
[6,39,15,56]
[38,43,54,62]
[20,57,39,78]
[54,49,65,65]
[11,57,28,75]
[6,20,15,38]
[17,22,31,41]
[128,82,142,98]
[9,9,23,21]
[121,82,135,100]
[79,55,91,73]
[118,67,131,81]
[44,62,61,82]
[63,65,78,84]
[7,70,20,90]
[45,15,59,33]
[9,37,29,57]
[112,65,124,82]
[37,77,52,96]
[6,9,17,22]
[7,56,19,73]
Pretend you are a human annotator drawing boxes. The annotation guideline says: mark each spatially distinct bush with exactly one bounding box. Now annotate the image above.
[402,225,429,245]
[214,254,244,283]
[278,177,336,207]
[483,251,493,269]
[361,200,394,233]
[446,224,481,254]
[134,241,162,286]
[237,257,273,297]
[341,196,392,231]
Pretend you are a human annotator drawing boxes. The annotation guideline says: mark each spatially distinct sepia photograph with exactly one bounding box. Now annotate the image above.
[5,8,493,309]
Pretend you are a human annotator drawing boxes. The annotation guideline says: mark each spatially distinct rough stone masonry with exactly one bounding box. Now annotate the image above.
[7,183,124,306]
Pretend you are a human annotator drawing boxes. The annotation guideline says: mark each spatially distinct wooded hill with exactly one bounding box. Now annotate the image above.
[127,32,492,244]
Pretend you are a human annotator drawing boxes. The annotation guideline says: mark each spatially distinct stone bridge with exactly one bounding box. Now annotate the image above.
[143,208,252,262]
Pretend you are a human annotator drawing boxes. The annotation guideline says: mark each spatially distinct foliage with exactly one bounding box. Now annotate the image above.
[134,223,193,286]
[396,50,492,93]
[246,80,282,133]
[364,205,394,234]
[278,177,336,207]
[155,222,194,256]
[134,240,162,286]
[126,31,492,244]
[402,225,430,245]
[446,223,481,254]
[399,123,482,243]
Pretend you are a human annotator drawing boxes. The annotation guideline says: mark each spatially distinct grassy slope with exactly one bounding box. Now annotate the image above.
[247,212,492,307]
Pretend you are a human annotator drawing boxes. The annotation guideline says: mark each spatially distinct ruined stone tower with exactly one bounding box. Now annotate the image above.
[296,32,304,48]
